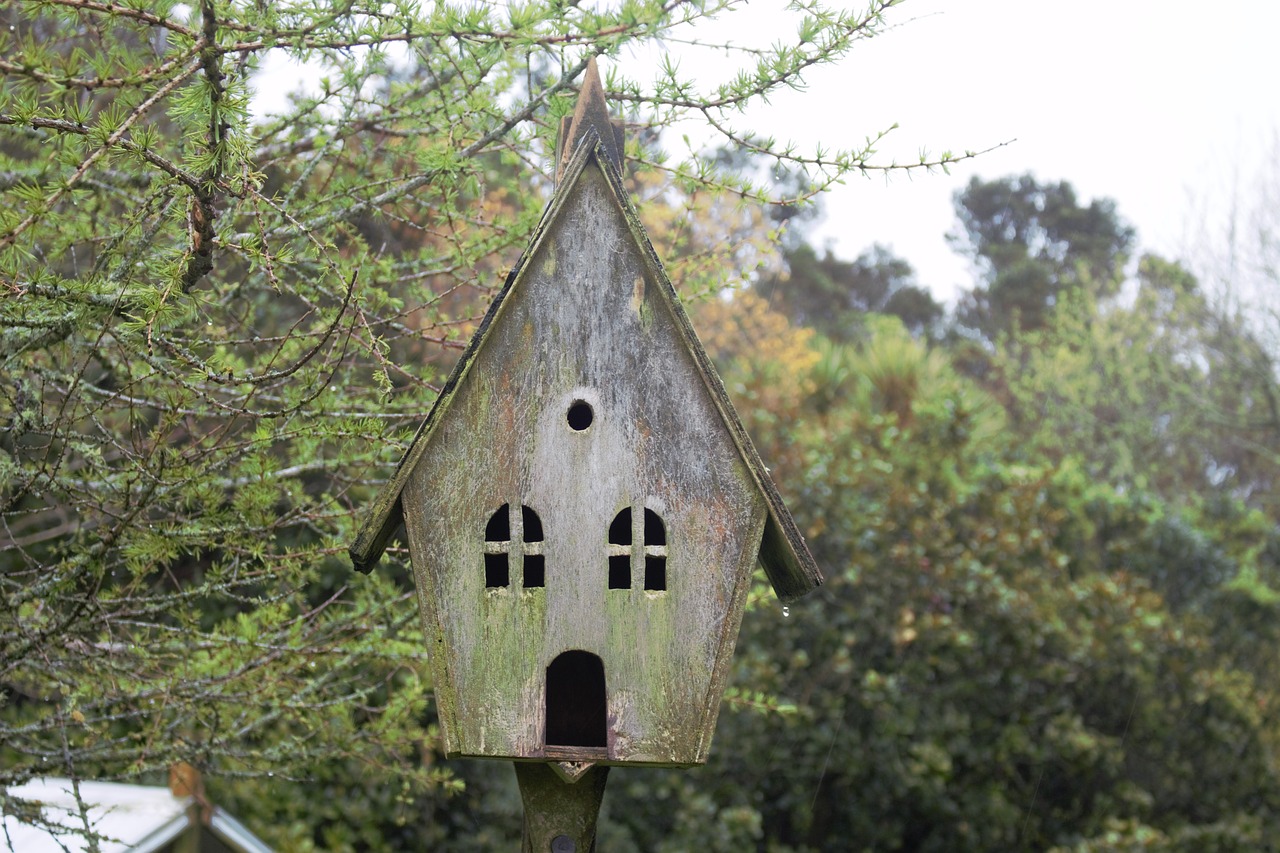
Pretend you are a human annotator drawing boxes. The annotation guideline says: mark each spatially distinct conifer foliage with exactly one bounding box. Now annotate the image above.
[0,0,959,845]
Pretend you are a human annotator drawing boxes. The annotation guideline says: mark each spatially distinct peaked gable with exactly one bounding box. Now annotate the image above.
[350,131,821,601]
[554,55,624,181]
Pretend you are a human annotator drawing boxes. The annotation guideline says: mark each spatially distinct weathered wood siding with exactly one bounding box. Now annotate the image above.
[401,157,766,766]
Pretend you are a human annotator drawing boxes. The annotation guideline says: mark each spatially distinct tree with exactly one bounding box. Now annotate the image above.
[0,0,984,847]
[991,252,1280,521]
[756,242,943,342]
[1178,133,1280,517]
[951,173,1135,338]
[614,310,1280,851]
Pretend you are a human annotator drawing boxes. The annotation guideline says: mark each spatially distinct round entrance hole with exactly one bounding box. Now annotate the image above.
[566,400,594,431]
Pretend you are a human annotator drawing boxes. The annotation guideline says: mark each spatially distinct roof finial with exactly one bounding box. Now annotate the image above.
[556,56,624,182]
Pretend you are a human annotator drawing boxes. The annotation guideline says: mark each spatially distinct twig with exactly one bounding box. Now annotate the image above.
[0,57,203,251]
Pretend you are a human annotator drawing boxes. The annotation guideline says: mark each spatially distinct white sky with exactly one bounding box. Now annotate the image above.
[255,0,1280,305]
[662,0,1280,304]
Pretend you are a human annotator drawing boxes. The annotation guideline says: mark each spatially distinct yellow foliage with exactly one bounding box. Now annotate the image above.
[693,291,822,490]
[694,290,820,401]
[628,169,782,299]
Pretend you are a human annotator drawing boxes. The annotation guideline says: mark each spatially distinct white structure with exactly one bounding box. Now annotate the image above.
[3,777,271,853]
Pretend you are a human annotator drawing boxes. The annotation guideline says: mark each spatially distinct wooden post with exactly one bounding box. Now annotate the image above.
[514,763,609,852]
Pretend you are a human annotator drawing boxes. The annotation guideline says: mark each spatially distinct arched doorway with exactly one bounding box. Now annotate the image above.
[544,650,607,749]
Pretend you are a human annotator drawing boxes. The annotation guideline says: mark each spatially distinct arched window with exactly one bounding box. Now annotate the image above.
[522,505,545,588]
[607,508,631,589]
[606,506,667,592]
[484,504,510,588]
[483,503,545,589]
[643,508,667,591]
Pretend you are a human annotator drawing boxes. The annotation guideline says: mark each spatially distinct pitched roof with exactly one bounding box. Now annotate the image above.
[350,72,821,602]
[3,778,272,853]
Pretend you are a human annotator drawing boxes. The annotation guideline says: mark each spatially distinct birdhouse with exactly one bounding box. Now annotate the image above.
[350,59,821,775]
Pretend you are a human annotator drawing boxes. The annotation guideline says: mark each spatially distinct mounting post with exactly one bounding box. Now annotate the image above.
[514,762,609,852]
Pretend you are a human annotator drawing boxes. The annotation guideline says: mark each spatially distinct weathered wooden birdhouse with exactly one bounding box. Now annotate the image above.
[350,60,821,785]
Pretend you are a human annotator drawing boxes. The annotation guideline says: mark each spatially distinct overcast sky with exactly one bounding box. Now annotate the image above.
[672,0,1280,303]
[256,1,1279,304]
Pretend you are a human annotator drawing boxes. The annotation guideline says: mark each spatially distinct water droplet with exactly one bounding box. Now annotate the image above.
[782,605,790,618]
[267,772,274,777]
